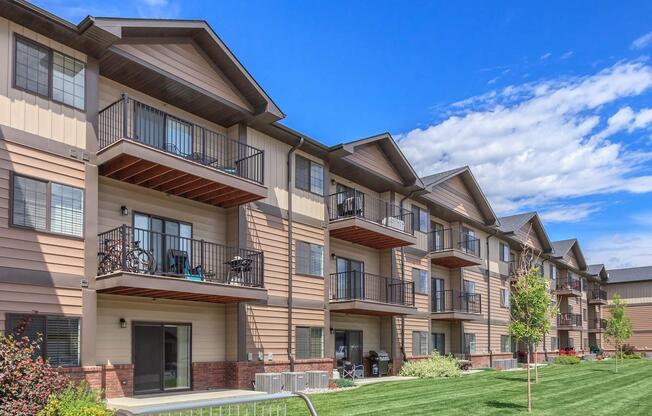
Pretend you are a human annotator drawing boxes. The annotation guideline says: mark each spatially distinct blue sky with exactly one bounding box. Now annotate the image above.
[35,0,652,268]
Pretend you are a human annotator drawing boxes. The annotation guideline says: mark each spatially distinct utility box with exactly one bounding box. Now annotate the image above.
[282,372,307,392]
[305,371,328,389]
[255,373,283,393]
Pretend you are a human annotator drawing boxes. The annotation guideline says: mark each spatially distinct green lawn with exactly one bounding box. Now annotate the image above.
[287,360,652,415]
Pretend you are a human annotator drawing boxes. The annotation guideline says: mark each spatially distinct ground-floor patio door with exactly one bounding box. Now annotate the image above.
[133,322,191,395]
[334,329,363,368]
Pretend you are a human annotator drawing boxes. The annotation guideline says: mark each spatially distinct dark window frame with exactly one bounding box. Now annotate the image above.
[6,313,80,367]
[412,331,429,356]
[13,34,87,112]
[295,240,324,277]
[413,268,429,295]
[295,155,324,196]
[10,173,85,239]
[499,243,510,262]
[296,326,324,359]
[411,205,428,233]
[500,288,510,308]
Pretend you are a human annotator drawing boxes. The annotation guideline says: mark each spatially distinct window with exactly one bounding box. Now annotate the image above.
[500,335,511,352]
[12,175,84,237]
[296,241,324,277]
[14,36,86,110]
[413,269,429,295]
[431,333,445,354]
[464,333,476,353]
[584,338,589,350]
[296,327,323,359]
[583,308,587,321]
[549,264,557,280]
[432,278,444,312]
[500,288,510,308]
[411,206,428,232]
[463,279,476,294]
[6,314,80,367]
[551,337,558,351]
[295,155,323,195]
[431,222,444,250]
[500,243,510,262]
[461,227,479,255]
[412,331,429,356]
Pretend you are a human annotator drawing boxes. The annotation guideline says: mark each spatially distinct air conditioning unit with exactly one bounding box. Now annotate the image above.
[305,371,328,389]
[282,372,307,392]
[255,373,283,393]
[382,216,405,231]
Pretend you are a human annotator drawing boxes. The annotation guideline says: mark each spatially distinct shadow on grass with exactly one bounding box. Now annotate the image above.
[485,400,527,410]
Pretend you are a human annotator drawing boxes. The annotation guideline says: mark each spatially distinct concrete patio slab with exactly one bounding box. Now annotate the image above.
[107,389,264,413]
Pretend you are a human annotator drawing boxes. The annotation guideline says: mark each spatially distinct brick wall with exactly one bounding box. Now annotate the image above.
[58,364,134,398]
[193,362,228,391]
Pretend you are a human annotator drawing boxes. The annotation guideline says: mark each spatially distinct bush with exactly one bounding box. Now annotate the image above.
[622,344,637,355]
[38,383,113,416]
[399,353,461,378]
[554,355,581,365]
[330,378,355,388]
[615,351,641,360]
[0,321,68,415]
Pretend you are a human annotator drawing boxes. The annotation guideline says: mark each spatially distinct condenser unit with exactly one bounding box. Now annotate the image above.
[255,373,283,393]
[282,372,307,392]
[305,371,328,389]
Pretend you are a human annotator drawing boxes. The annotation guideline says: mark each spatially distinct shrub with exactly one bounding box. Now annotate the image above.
[622,344,637,356]
[38,383,113,416]
[0,321,68,415]
[331,378,355,388]
[554,355,581,365]
[615,351,641,360]
[399,353,461,378]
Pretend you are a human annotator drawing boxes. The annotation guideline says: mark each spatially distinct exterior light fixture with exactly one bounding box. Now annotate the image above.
[120,205,129,216]
[119,318,127,328]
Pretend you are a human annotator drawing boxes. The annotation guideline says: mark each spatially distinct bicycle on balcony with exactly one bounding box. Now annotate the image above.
[98,238,155,275]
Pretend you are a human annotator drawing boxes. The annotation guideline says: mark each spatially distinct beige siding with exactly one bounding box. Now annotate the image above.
[0,142,85,275]
[431,320,452,354]
[515,222,544,253]
[114,42,251,111]
[429,176,484,223]
[0,18,87,148]
[464,322,489,354]
[330,313,382,357]
[96,295,226,365]
[330,238,382,275]
[606,282,652,304]
[402,251,430,313]
[343,143,402,184]
[403,316,430,358]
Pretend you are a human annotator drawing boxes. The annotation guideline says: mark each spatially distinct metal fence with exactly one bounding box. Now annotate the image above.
[114,392,317,416]
[329,271,415,306]
[98,94,265,184]
[431,290,482,314]
[589,289,607,301]
[558,313,582,327]
[97,225,264,288]
[556,277,581,292]
[428,228,481,257]
[327,190,414,234]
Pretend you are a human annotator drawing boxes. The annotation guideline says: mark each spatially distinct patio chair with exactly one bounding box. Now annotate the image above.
[341,361,364,380]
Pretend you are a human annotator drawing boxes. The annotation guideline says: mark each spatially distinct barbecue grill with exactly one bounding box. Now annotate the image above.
[369,350,390,377]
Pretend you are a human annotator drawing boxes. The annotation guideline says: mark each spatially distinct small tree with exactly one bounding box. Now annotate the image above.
[509,266,556,413]
[0,319,68,415]
[604,294,633,373]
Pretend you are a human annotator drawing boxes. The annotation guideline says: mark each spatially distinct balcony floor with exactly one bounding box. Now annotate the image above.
[588,299,607,305]
[328,217,417,249]
[430,250,482,268]
[554,289,582,297]
[96,272,267,303]
[431,311,481,321]
[98,139,267,208]
[329,300,417,316]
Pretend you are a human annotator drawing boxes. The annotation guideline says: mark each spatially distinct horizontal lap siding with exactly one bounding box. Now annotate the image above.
[403,316,430,358]
[0,283,83,331]
[0,18,87,148]
[606,282,652,304]
[96,295,226,365]
[343,143,402,184]
[98,178,227,245]
[0,142,85,276]
[429,176,484,223]
[492,277,511,322]
[403,252,430,312]
[431,320,452,355]
[463,269,488,319]
[603,304,652,350]
[330,238,382,275]
[515,222,544,253]
[464,322,489,354]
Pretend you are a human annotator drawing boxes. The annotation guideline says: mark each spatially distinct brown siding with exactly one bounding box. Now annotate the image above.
[343,143,402,184]
[429,176,484,223]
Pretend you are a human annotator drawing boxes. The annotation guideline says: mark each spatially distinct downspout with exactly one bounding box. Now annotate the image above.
[541,258,549,361]
[486,230,497,368]
[399,190,418,363]
[287,137,304,371]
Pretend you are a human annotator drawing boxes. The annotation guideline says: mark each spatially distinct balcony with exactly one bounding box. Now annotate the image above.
[428,229,482,268]
[327,191,416,249]
[589,318,607,333]
[557,313,582,330]
[96,225,266,303]
[589,289,607,305]
[508,260,518,281]
[97,95,267,208]
[554,278,582,297]
[431,290,482,320]
[329,271,416,316]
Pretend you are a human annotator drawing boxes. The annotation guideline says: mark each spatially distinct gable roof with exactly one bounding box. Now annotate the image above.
[497,212,553,252]
[551,239,587,271]
[421,166,499,226]
[606,266,652,284]
[587,264,609,282]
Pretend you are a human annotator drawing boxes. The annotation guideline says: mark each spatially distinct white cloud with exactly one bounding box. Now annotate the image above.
[540,52,552,60]
[539,203,602,223]
[631,31,652,50]
[398,61,652,216]
[584,232,652,268]
[560,51,574,60]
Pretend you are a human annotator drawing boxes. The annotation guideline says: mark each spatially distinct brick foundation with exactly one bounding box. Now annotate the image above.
[193,362,228,391]
[226,358,334,389]
[59,364,134,398]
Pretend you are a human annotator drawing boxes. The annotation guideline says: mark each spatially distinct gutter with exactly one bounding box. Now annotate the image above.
[287,137,304,371]
[399,191,418,363]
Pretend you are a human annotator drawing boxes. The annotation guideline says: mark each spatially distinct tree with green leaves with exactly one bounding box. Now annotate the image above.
[604,294,633,373]
[509,266,557,413]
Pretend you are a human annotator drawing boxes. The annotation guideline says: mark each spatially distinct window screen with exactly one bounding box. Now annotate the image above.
[52,51,85,110]
[15,37,50,97]
[7,314,80,367]
[12,176,47,230]
[501,335,511,352]
[412,331,429,356]
[295,156,311,192]
[296,241,323,277]
[296,327,323,359]
[50,183,84,237]
[413,269,429,295]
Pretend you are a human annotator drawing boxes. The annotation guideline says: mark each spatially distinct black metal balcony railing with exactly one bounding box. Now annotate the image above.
[431,290,482,314]
[589,289,607,302]
[97,225,264,288]
[329,271,415,306]
[589,319,607,330]
[98,94,264,184]
[558,313,582,327]
[428,229,481,257]
[556,277,581,292]
[327,190,414,234]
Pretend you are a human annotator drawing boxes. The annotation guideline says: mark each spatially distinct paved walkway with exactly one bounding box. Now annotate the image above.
[353,375,418,385]
[107,389,264,412]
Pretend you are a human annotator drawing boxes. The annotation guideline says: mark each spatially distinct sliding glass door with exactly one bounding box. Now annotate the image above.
[133,323,191,394]
[133,213,192,274]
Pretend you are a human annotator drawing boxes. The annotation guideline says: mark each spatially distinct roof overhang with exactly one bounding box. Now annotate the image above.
[498,212,554,253]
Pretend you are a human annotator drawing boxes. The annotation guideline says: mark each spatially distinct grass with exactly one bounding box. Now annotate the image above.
[286,360,652,415]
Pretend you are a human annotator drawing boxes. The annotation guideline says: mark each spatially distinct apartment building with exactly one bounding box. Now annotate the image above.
[604,266,652,351]
[0,1,611,399]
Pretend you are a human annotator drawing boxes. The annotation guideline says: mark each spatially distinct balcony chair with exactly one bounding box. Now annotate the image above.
[165,249,204,281]
[341,361,364,380]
